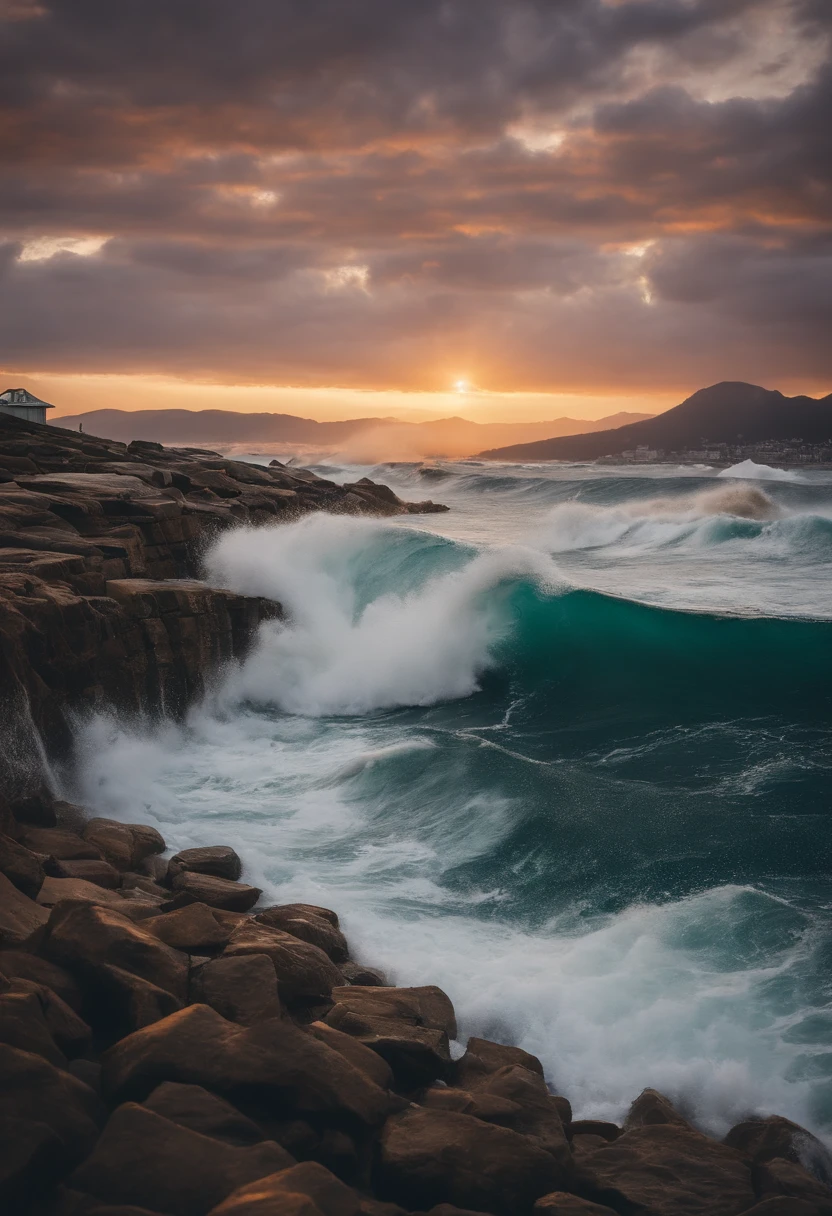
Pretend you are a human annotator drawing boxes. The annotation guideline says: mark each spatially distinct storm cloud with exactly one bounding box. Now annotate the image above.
[1,0,830,392]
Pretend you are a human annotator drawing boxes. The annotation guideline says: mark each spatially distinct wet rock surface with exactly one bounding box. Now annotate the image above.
[0,411,447,800]
[1,793,832,1216]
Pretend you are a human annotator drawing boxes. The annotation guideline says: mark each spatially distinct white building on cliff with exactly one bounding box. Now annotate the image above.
[0,388,55,425]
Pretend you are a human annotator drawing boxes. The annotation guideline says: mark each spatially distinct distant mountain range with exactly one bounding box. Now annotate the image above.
[479,383,832,461]
[54,408,654,459]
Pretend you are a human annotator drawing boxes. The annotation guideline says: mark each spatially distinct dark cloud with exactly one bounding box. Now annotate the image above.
[0,0,829,391]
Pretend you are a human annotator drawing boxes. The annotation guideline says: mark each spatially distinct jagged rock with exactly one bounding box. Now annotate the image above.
[753,1158,832,1211]
[170,846,243,882]
[377,1106,568,1216]
[0,1042,103,1165]
[101,1003,391,1130]
[190,954,282,1025]
[308,1020,394,1092]
[582,1123,755,1216]
[37,876,125,907]
[209,1161,361,1216]
[1,976,91,1056]
[623,1088,694,1131]
[42,899,188,1000]
[53,858,122,888]
[256,906,350,963]
[83,819,165,871]
[534,1197,619,1216]
[339,962,389,987]
[725,1116,832,1185]
[0,832,45,898]
[325,985,456,1087]
[143,1081,266,1146]
[171,871,262,912]
[147,901,232,952]
[0,870,49,943]
[0,949,83,1010]
[223,921,342,1009]
[69,1102,294,1216]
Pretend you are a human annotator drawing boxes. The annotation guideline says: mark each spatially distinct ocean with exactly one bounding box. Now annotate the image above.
[63,458,832,1140]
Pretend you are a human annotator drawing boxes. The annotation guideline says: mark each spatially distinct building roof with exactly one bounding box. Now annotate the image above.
[0,387,54,408]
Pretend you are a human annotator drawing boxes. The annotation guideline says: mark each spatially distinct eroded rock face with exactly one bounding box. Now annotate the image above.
[223,921,343,1010]
[725,1116,832,1186]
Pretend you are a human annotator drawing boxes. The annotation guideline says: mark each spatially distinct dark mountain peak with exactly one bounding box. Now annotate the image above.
[479,382,831,461]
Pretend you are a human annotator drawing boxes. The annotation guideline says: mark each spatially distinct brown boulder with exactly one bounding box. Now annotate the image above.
[453,1037,544,1089]
[209,1161,360,1216]
[569,1122,620,1143]
[0,832,45,898]
[725,1116,832,1185]
[256,906,349,963]
[170,846,243,882]
[209,1192,323,1216]
[0,948,83,1010]
[308,1020,394,1091]
[89,963,184,1037]
[451,1063,570,1159]
[534,1197,619,1216]
[37,876,125,907]
[339,963,388,987]
[101,1004,391,1130]
[191,954,282,1025]
[69,1102,294,1216]
[172,871,262,912]
[42,899,189,1000]
[584,1123,755,1216]
[0,989,67,1065]
[377,1106,568,1215]
[54,858,122,888]
[0,870,49,943]
[223,921,342,1008]
[1,976,91,1056]
[325,985,456,1088]
[144,1081,266,1146]
[83,818,165,871]
[146,901,232,952]
[18,827,102,861]
[0,1042,103,1165]
[754,1158,832,1212]
[623,1087,694,1131]
[0,1114,63,1211]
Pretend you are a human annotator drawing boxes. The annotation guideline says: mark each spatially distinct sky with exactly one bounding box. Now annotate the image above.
[1,0,830,422]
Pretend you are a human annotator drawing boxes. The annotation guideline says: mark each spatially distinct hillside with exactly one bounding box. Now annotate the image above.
[53,407,653,458]
[479,383,832,461]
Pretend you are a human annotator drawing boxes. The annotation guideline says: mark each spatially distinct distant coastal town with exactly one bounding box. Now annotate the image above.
[602,439,832,466]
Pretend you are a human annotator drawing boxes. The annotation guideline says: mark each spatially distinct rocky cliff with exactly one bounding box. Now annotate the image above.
[0,411,446,802]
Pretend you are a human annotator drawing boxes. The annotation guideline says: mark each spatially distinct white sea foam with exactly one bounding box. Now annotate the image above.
[205,513,559,715]
[718,459,802,482]
[66,706,831,1142]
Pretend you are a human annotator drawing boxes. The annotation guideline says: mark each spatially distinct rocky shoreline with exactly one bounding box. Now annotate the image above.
[1,413,832,1216]
[0,412,445,801]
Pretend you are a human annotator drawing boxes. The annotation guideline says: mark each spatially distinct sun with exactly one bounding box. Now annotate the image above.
[454,379,470,393]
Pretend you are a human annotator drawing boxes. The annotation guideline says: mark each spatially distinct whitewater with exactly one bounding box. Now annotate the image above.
[62,459,832,1141]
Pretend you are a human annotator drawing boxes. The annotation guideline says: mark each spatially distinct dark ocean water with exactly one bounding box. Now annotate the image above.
[67,460,832,1137]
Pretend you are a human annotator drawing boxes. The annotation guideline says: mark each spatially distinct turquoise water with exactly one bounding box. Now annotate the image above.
[67,461,832,1138]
